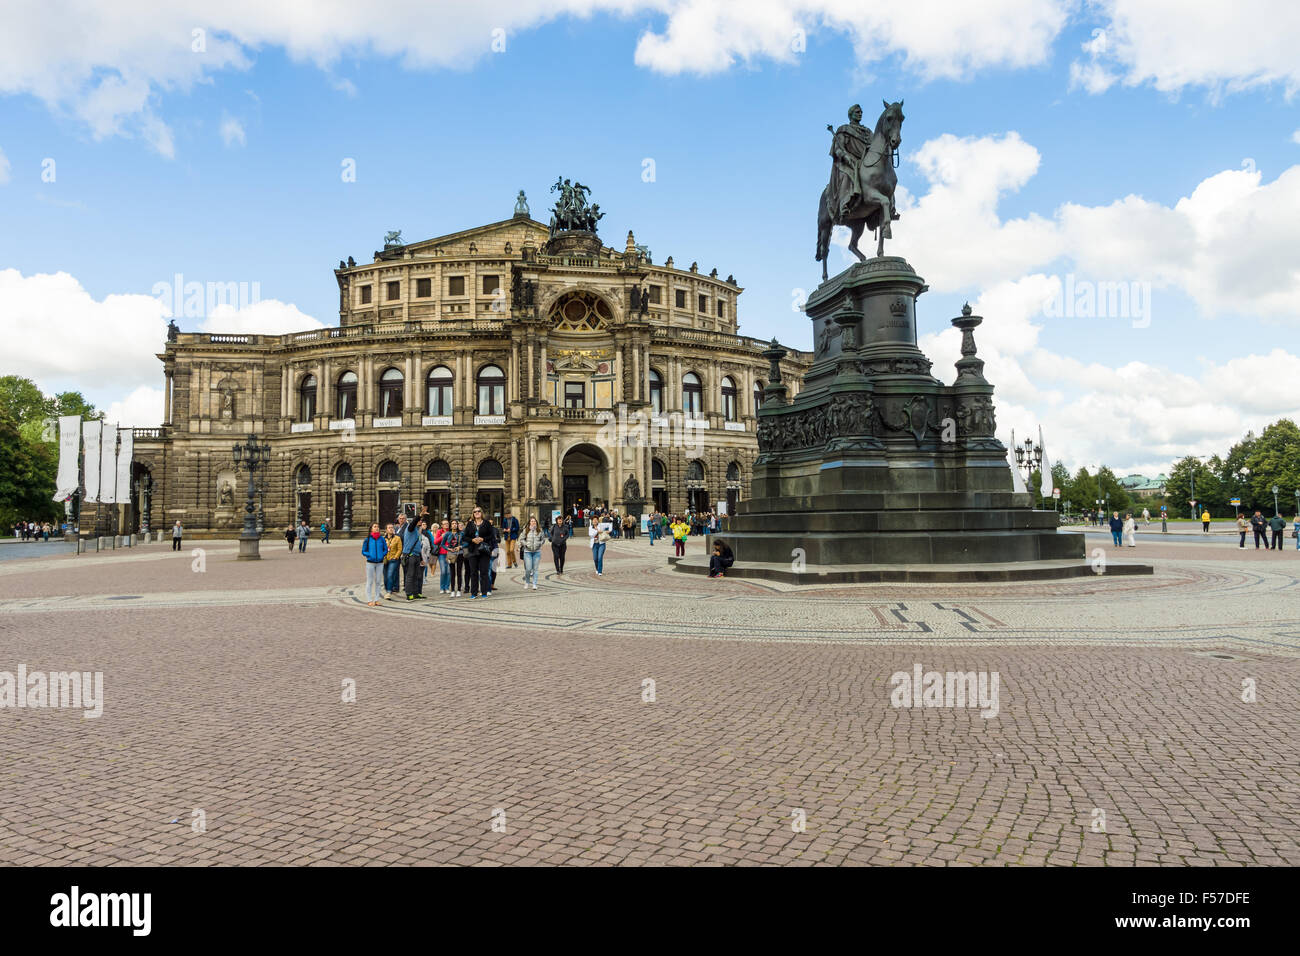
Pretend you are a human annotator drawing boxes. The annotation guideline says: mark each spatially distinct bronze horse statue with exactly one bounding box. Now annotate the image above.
[816,100,905,281]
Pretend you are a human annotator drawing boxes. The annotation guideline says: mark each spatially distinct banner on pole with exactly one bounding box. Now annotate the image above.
[99,422,119,504]
[82,420,102,502]
[116,428,133,504]
[53,416,82,501]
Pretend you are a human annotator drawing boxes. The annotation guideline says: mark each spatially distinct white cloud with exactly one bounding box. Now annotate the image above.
[219,113,246,147]
[1291,129,1300,145]
[893,131,1300,322]
[1074,0,1300,97]
[106,384,166,427]
[0,268,321,425]
[0,2,1073,150]
[0,146,10,184]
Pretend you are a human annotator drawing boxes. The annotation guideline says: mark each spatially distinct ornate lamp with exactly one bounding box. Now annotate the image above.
[232,433,270,560]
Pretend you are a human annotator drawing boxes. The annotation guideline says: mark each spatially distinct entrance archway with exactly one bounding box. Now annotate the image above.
[561,443,610,523]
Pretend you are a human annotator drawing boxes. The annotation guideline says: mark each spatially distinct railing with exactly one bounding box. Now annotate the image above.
[132,427,165,439]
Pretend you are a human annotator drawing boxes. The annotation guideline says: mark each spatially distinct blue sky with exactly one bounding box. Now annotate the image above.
[2,1,1298,474]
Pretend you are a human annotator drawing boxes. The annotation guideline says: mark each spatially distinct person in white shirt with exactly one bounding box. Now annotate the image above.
[589,515,612,575]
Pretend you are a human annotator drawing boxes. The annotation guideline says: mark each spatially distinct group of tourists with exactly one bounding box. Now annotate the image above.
[10,521,56,541]
[1236,511,1297,550]
[1102,508,1299,550]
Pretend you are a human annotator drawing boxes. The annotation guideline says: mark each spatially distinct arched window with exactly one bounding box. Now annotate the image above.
[334,463,354,484]
[686,459,704,483]
[652,459,666,481]
[477,364,505,416]
[426,365,453,416]
[721,376,737,421]
[295,464,312,486]
[378,367,404,418]
[649,368,663,415]
[478,458,504,482]
[336,371,357,420]
[427,459,451,482]
[299,374,317,422]
[378,460,400,483]
[753,380,764,412]
[726,461,741,482]
[682,372,702,416]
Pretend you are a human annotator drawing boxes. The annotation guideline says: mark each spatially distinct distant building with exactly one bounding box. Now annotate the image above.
[117,190,810,535]
[1118,473,1167,499]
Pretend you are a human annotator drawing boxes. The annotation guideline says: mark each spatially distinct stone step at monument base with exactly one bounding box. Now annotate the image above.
[727,508,1060,534]
[670,552,1152,584]
[705,528,1085,565]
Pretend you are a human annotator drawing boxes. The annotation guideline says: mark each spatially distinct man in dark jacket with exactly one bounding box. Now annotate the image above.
[1250,511,1268,549]
[463,506,497,598]
[1269,513,1286,550]
[1108,512,1123,547]
[502,508,520,569]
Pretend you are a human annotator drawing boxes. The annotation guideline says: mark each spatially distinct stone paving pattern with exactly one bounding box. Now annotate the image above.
[0,534,1297,866]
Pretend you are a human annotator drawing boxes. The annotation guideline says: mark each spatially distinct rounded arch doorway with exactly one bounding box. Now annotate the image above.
[561,443,610,525]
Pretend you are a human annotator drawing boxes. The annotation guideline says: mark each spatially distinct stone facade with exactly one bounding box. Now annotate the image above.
[126,204,810,536]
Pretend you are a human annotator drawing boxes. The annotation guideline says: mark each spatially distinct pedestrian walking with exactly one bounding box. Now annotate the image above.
[501,508,520,569]
[1236,513,1248,549]
[320,520,331,543]
[1160,510,1168,533]
[1108,511,1123,547]
[1293,513,1300,551]
[1201,509,1211,533]
[284,526,296,551]
[1141,507,1150,525]
[296,520,310,552]
[171,520,183,551]
[1122,513,1136,547]
[520,516,545,589]
[589,513,611,575]
[361,523,386,606]
[550,518,568,575]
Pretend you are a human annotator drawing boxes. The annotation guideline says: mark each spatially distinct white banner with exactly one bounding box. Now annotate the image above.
[53,416,81,501]
[99,422,119,504]
[116,429,133,504]
[82,420,101,502]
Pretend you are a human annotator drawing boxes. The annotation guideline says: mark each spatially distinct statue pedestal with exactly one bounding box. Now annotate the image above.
[706,257,1090,578]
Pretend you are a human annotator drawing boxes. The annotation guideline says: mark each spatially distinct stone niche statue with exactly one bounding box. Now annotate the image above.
[536,474,555,501]
[220,390,235,420]
[622,475,641,500]
[218,476,235,508]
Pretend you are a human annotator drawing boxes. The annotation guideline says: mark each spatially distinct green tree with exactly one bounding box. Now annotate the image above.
[1096,467,1133,515]
[1245,419,1300,515]
[0,375,51,425]
[0,407,58,526]
[1165,457,1224,518]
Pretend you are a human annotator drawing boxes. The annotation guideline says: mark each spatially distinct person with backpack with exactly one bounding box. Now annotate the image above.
[520,516,545,589]
[671,516,690,556]
[550,518,568,575]
[296,520,310,552]
[320,520,331,543]
[361,523,386,607]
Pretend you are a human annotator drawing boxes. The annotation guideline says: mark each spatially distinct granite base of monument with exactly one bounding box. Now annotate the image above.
[686,256,1147,582]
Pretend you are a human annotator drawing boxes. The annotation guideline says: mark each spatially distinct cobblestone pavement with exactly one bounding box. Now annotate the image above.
[0,536,1296,866]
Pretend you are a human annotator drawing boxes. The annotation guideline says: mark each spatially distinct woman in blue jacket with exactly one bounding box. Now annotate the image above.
[361,522,387,607]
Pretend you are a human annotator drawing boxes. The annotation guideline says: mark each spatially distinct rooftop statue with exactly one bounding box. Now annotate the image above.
[383,230,403,248]
[815,100,905,281]
[549,176,603,235]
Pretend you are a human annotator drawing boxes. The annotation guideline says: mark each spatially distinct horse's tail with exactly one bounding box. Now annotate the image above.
[815,187,829,262]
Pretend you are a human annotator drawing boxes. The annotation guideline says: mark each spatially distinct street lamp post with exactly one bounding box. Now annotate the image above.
[1273,484,1280,516]
[232,433,271,560]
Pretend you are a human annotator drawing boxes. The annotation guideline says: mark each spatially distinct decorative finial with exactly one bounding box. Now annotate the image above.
[514,190,529,217]
[961,302,973,316]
